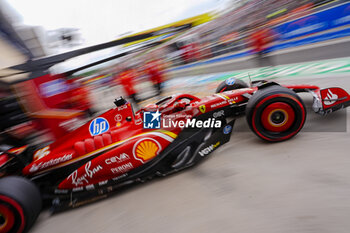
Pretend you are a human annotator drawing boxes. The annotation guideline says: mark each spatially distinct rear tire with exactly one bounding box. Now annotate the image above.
[246,85,306,142]
[216,78,248,93]
[0,176,42,233]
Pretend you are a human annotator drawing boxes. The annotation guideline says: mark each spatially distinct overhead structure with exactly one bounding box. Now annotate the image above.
[121,12,215,47]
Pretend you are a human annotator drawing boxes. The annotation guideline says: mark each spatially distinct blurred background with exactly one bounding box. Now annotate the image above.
[0,0,349,145]
[1,0,349,146]
[1,0,350,232]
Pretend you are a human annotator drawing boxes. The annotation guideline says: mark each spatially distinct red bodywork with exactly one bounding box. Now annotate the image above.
[3,83,349,190]
[21,90,254,190]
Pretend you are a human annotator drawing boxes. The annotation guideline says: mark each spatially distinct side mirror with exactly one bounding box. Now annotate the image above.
[114,96,127,107]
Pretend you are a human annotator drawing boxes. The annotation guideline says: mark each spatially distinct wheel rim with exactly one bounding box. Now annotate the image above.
[0,195,26,233]
[0,204,15,233]
[250,93,306,142]
[261,102,295,132]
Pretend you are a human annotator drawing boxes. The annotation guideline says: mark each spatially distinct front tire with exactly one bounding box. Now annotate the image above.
[0,176,42,233]
[246,85,306,142]
[216,77,248,93]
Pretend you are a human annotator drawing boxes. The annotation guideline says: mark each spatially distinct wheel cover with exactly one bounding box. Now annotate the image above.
[0,204,15,232]
[251,93,306,141]
[261,102,295,132]
[0,195,25,233]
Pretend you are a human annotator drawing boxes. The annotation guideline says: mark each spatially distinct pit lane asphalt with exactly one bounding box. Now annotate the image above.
[31,49,350,233]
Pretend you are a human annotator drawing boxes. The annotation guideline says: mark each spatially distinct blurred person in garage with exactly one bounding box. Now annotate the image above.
[118,67,140,104]
[69,79,95,117]
[249,24,277,67]
[145,58,165,96]
[180,41,200,64]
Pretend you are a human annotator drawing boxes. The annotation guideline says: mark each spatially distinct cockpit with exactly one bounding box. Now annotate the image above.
[138,94,200,115]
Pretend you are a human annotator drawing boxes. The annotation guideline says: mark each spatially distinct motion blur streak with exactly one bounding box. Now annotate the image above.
[0,0,350,232]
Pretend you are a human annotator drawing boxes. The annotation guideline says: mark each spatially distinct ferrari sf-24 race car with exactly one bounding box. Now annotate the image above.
[0,78,350,233]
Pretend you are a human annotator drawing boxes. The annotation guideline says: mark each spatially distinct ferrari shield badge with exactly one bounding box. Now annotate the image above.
[199,105,206,113]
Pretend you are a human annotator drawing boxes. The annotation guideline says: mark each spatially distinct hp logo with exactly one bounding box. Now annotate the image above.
[89,117,110,136]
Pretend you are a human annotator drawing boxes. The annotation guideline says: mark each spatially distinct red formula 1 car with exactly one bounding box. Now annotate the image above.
[0,78,350,232]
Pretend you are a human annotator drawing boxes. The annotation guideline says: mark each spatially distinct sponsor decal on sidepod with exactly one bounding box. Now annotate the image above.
[68,161,103,186]
[111,162,134,174]
[105,153,130,165]
[33,146,50,160]
[133,138,161,163]
[29,153,73,173]
[89,117,110,136]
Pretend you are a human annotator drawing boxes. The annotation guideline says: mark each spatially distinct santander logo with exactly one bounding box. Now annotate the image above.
[324,89,338,106]
[29,153,73,173]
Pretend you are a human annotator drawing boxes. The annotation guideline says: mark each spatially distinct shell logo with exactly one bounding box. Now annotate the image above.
[133,138,161,163]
